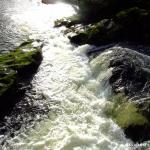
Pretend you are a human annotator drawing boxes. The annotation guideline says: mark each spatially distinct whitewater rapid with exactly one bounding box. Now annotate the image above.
[0,1,135,149]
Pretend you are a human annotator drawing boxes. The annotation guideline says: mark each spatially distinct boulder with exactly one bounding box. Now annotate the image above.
[0,40,42,118]
[89,46,150,142]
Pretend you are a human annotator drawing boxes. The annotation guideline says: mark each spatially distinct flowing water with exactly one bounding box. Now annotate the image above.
[0,0,142,149]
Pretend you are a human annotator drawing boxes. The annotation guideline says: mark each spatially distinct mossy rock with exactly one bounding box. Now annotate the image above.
[105,93,149,128]
[70,19,121,45]
[1,41,41,73]
[54,15,81,28]
[0,40,42,118]
[105,93,150,142]
[69,7,150,45]
[91,47,150,142]
[0,69,16,97]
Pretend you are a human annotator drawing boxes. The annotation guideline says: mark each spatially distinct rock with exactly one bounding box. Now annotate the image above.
[89,46,150,142]
[54,15,82,28]
[104,93,149,143]
[0,40,42,118]
[70,19,122,45]
[108,47,150,98]
[70,7,150,45]
[54,18,72,28]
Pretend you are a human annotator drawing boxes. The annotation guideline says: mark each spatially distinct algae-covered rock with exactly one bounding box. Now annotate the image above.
[108,47,150,142]
[105,93,150,142]
[105,93,149,130]
[89,46,150,142]
[0,69,16,97]
[0,40,42,118]
[70,7,150,45]
[0,41,42,74]
[70,19,121,45]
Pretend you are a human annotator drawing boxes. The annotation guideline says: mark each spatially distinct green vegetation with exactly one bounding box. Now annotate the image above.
[59,0,150,45]
[0,40,42,97]
[70,19,121,45]
[105,93,148,129]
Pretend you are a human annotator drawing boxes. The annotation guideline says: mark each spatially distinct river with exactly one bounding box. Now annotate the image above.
[0,0,136,149]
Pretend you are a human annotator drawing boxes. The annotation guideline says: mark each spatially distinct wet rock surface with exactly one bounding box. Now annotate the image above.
[108,47,150,98]
[0,40,42,119]
[61,0,150,46]
[89,46,150,142]
[69,7,150,45]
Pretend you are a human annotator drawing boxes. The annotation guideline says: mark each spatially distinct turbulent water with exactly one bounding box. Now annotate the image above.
[0,0,143,149]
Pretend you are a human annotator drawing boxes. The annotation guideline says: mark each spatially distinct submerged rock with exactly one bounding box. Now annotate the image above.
[0,40,42,118]
[89,46,150,142]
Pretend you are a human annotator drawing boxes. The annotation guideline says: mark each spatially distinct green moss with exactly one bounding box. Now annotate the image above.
[105,93,148,129]
[0,69,16,96]
[0,42,41,70]
[0,40,41,97]
[115,102,148,128]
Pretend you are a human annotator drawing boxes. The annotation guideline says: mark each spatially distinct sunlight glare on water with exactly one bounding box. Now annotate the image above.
[11,1,75,32]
